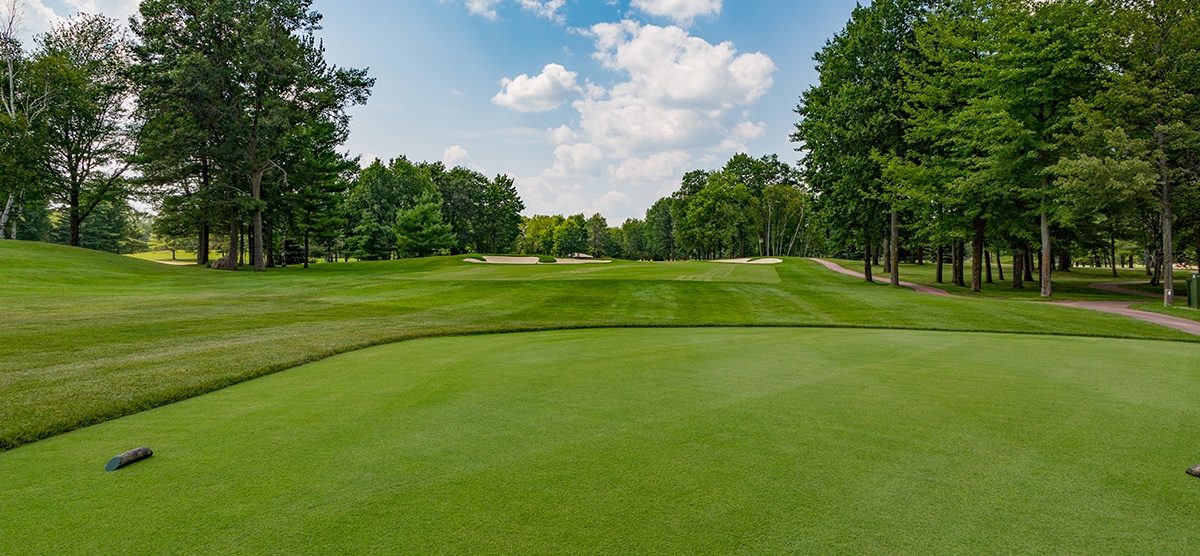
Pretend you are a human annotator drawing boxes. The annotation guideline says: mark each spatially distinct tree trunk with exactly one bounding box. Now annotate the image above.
[251,169,265,271]
[1012,249,1025,289]
[890,210,899,286]
[1151,249,1162,286]
[936,245,944,283]
[996,250,1004,282]
[304,229,310,269]
[1023,250,1034,282]
[952,239,965,287]
[1158,127,1174,304]
[883,237,891,274]
[917,245,923,265]
[985,251,993,284]
[198,221,210,265]
[0,191,15,237]
[1039,211,1052,297]
[970,216,984,292]
[1109,229,1118,278]
[1057,250,1071,272]
[265,223,275,268]
[863,232,873,283]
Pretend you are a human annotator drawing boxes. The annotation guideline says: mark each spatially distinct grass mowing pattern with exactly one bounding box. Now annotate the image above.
[3,327,1199,554]
[2,240,1197,450]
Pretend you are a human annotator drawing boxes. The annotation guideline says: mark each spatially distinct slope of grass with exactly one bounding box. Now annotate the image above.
[2,240,1196,450]
[831,258,1170,301]
[4,328,1199,555]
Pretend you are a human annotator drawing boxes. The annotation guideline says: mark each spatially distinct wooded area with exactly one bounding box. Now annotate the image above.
[793,0,1199,304]
[2,0,1197,301]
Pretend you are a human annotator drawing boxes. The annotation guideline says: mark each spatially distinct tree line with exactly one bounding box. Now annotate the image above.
[516,154,821,261]
[0,0,376,270]
[793,0,1199,304]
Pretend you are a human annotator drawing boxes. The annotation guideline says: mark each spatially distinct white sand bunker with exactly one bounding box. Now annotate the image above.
[463,256,611,265]
[713,258,783,264]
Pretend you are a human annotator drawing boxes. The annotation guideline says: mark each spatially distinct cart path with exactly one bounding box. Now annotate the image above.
[807,258,959,297]
[807,258,1200,337]
[1041,301,1200,337]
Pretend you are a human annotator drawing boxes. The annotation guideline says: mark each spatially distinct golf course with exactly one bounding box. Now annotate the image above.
[3,240,1200,554]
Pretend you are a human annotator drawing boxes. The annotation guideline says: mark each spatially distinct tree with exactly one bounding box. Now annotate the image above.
[554,214,588,256]
[131,0,373,270]
[585,213,608,256]
[395,190,455,257]
[37,14,137,247]
[1099,0,1199,304]
[1,0,51,239]
[473,174,524,253]
[794,0,928,282]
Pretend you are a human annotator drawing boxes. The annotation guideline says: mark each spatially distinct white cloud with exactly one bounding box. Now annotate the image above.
[450,0,565,22]
[545,125,579,144]
[442,145,471,168]
[630,0,721,27]
[547,143,604,177]
[492,63,582,113]
[575,21,775,157]
[14,0,139,42]
[516,0,564,22]
[609,151,691,186]
[589,191,636,218]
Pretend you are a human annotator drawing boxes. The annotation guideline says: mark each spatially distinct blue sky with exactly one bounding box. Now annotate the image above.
[18,0,863,221]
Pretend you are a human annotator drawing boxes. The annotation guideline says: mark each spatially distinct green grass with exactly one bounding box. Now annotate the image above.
[125,250,199,262]
[831,258,1174,301]
[3,240,1198,451]
[4,327,1199,555]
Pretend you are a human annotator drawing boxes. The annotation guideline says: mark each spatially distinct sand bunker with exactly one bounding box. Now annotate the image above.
[551,258,611,264]
[713,258,783,265]
[463,256,611,265]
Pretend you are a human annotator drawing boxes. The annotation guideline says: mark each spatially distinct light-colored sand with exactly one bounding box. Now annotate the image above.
[463,256,612,265]
[464,256,541,265]
[152,260,195,266]
[713,257,783,264]
[553,258,612,264]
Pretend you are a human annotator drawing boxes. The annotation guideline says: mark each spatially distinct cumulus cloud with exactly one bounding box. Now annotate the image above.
[14,0,140,42]
[545,125,579,144]
[576,21,775,156]
[442,145,471,168]
[492,63,582,113]
[547,143,605,177]
[589,191,637,218]
[630,0,721,27]
[609,151,692,186]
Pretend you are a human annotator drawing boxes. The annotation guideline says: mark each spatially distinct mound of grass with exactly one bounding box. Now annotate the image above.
[3,328,1199,554]
[2,240,1196,450]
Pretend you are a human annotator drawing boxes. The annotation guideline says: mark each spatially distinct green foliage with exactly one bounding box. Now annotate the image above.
[395,191,456,257]
[553,214,588,256]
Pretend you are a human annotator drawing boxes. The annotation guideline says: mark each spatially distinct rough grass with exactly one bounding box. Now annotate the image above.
[2,241,1196,450]
[831,258,1174,301]
[3,328,1199,555]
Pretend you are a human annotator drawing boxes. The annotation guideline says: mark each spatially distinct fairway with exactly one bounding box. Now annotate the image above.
[5,241,1200,451]
[4,327,1199,554]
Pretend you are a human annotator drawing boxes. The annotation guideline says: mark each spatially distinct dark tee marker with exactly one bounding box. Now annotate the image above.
[106,447,153,472]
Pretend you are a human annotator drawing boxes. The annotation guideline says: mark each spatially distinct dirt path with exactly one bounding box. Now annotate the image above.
[807,258,958,297]
[808,258,1200,337]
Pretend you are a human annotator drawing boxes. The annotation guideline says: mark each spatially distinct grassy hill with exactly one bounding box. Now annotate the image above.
[1,240,1195,450]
